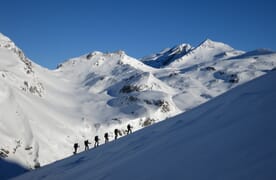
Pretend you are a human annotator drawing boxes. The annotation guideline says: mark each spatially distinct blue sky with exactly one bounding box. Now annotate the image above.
[1,0,276,69]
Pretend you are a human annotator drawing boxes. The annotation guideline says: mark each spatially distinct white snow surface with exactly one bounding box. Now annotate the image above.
[0,33,276,175]
[13,69,276,180]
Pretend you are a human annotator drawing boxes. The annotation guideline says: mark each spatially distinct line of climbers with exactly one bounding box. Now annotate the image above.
[73,124,133,154]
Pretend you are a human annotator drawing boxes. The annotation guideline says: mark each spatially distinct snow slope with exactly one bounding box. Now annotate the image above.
[0,159,27,180]
[13,70,276,180]
[0,35,181,170]
[0,33,276,175]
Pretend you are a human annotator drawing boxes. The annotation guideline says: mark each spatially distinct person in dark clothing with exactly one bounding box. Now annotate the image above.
[104,133,109,143]
[73,143,79,154]
[94,136,100,147]
[127,124,133,134]
[114,129,119,140]
[84,140,91,151]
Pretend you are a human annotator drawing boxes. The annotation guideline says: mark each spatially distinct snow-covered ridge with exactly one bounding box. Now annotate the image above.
[140,39,248,69]
[197,38,233,49]
[0,32,276,177]
[168,39,243,68]
[0,33,34,75]
[0,33,13,45]
[141,43,192,68]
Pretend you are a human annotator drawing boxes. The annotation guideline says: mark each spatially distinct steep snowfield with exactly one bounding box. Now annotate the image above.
[13,70,276,180]
[0,33,276,175]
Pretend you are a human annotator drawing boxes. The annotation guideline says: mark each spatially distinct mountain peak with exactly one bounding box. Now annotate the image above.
[0,32,11,42]
[0,32,35,74]
[85,50,126,59]
[0,33,14,48]
[202,38,213,44]
[198,38,233,50]
[113,50,126,55]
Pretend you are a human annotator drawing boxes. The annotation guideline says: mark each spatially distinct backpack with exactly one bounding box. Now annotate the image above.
[104,133,108,138]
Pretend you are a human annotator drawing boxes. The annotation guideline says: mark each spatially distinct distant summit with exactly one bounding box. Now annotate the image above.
[141,39,244,68]
[141,43,192,68]
[197,38,233,50]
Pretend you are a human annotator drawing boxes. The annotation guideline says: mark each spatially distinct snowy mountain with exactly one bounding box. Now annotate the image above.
[141,39,245,68]
[141,43,192,68]
[0,33,276,177]
[13,69,276,180]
